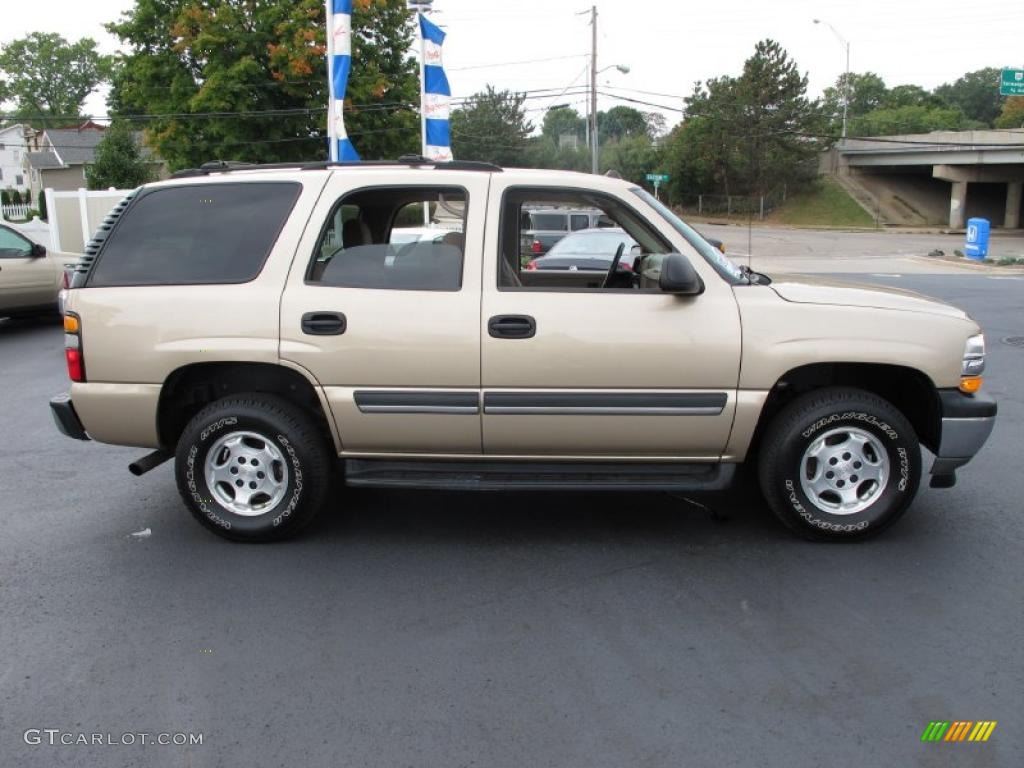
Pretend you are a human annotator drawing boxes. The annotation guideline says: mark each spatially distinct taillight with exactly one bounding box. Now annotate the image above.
[525,260,537,270]
[61,268,70,290]
[64,312,85,382]
[531,240,542,254]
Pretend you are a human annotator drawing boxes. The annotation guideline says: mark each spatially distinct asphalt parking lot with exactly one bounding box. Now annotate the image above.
[1,271,1021,767]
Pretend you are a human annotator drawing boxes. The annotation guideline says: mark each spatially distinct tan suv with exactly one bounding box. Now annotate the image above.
[50,159,996,542]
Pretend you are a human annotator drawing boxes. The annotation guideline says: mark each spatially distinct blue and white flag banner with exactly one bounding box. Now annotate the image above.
[327,0,359,161]
[419,13,452,162]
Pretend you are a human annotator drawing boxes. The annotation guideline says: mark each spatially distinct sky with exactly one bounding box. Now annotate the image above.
[4,0,1024,130]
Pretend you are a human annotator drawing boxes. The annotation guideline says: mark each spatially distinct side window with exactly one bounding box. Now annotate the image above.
[308,186,466,292]
[0,226,32,258]
[499,189,671,292]
[88,182,300,286]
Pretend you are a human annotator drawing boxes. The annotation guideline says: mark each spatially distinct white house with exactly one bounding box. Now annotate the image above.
[0,124,30,194]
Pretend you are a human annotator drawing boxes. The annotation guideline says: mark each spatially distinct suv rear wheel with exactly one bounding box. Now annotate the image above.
[757,387,921,541]
[174,394,332,542]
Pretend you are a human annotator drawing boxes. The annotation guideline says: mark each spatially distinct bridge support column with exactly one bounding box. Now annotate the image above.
[1006,181,1022,229]
[949,181,967,230]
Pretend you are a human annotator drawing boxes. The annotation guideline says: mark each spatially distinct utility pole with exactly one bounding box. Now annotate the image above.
[589,5,598,174]
[841,39,850,140]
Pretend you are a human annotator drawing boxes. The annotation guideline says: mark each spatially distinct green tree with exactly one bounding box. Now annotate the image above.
[882,84,942,109]
[86,122,155,190]
[822,72,887,125]
[541,106,585,142]
[850,105,984,136]
[599,134,661,183]
[994,96,1024,129]
[107,0,418,171]
[668,75,743,196]
[664,41,822,198]
[449,86,533,166]
[934,68,1006,126]
[733,40,822,194]
[0,33,112,128]
[597,106,647,141]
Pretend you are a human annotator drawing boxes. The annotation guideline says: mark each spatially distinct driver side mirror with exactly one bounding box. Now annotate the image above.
[30,242,46,258]
[659,253,703,295]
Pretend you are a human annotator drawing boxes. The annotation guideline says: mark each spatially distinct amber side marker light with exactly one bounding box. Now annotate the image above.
[959,376,983,394]
[63,314,79,333]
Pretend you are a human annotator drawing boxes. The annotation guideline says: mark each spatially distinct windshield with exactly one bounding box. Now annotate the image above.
[630,188,744,283]
[548,231,635,257]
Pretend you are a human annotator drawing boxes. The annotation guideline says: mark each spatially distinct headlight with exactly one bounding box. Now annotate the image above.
[960,334,985,392]
[962,334,985,375]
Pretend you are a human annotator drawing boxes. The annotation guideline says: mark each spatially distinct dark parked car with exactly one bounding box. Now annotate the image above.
[519,208,612,259]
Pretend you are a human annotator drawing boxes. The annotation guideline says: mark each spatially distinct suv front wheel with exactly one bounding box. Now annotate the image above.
[757,387,922,541]
[174,394,332,542]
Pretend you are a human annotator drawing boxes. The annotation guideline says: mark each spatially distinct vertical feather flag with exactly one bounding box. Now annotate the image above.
[419,13,452,162]
[326,0,360,161]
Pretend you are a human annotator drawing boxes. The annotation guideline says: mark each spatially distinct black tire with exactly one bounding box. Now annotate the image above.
[174,394,332,542]
[757,387,922,541]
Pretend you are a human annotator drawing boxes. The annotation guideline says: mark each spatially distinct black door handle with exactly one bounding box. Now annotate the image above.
[488,315,536,339]
[301,311,347,335]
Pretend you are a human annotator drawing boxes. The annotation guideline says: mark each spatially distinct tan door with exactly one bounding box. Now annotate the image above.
[480,178,743,459]
[279,170,491,455]
[0,226,56,311]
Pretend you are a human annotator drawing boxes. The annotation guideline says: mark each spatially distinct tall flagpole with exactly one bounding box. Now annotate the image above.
[419,22,428,161]
[327,0,359,161]
[419,19,429,225]
[326,0,338,161]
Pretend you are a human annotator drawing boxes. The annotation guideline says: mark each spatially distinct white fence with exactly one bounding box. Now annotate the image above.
[45,188,129,255]
[1,203,32,220]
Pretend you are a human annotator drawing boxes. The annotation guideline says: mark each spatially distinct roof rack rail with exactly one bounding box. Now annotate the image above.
[171,157,503,179]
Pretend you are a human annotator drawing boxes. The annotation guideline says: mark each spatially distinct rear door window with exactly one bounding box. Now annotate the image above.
[308,187,466,291]
[88,182,300,286]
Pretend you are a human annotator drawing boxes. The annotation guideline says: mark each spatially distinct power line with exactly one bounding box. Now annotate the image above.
[449,54,588,72]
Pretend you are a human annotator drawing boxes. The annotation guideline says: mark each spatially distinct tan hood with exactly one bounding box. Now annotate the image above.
[768,274,969,320]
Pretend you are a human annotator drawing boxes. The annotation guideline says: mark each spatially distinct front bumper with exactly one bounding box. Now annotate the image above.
[50,393,90,441]
[930,390,996,476]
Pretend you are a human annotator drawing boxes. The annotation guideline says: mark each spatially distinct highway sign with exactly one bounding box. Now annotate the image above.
[1000,68,1024,96]
[646,173,670,182]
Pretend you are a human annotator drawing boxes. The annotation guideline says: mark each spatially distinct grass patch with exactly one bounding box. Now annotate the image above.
[769,179,876,228]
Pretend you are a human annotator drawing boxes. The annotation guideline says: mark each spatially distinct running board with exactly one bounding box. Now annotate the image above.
[344,459,736,492]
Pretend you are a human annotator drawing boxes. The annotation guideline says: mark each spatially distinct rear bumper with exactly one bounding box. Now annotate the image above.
[930,390,996,475]
[49,393,89,441]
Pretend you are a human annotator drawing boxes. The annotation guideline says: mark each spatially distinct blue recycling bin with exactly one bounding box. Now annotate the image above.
[965,217,990,260]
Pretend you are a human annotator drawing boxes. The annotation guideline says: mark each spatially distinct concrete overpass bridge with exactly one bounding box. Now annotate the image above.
[824,130,1024,229]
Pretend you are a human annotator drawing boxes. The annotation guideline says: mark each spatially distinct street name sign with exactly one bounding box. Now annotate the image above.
[646,173,670,182]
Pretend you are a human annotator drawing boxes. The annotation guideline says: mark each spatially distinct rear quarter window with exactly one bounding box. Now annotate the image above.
[88,182,300,287]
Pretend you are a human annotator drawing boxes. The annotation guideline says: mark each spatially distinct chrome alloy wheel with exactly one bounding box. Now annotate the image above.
[799,427,889,515]
[204,431,288,516]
